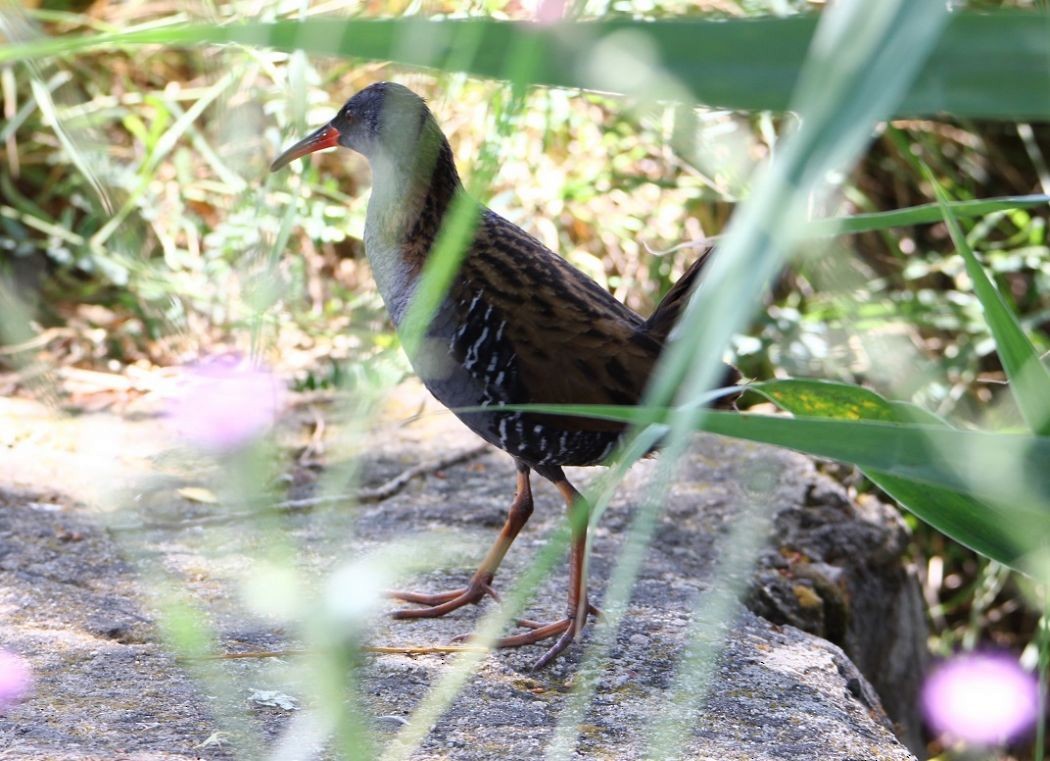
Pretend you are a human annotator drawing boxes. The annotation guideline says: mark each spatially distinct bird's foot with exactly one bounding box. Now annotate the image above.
[452,603,601,669]
[387,580,500,619]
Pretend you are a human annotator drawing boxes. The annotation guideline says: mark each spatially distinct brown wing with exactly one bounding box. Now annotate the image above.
[457,211,663,430]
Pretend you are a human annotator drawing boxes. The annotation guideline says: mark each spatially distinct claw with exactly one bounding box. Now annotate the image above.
[497,614,589,670]
[533,623,578,670]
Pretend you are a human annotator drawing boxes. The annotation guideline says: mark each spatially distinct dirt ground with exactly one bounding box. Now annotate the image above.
[1,378,922,759]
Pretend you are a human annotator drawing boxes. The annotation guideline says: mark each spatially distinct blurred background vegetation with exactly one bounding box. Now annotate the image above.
[1,0,1049,758]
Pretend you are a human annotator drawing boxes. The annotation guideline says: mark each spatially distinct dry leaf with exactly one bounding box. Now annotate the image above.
[177,486,219,504]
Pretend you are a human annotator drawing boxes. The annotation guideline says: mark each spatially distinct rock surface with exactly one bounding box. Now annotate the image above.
[748,475,928,751]
[0,384,924,760]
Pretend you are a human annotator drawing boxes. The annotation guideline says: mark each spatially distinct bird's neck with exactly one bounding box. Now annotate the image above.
[363,125,463,323]
[366,128,461,252]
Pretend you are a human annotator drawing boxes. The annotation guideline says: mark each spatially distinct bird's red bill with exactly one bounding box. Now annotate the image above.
[270,124,341,172]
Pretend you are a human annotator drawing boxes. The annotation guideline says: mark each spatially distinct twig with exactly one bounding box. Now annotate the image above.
[281,442,488,509]
[397,395,429,429]
[297,405,327,464]
[363,644,487,655]
[181,643,488,662]
[110,443,489,532]
[0,327,76,355]
[641,236,719,257]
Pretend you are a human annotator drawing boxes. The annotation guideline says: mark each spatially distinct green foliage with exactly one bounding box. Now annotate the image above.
[926,164,1050,435]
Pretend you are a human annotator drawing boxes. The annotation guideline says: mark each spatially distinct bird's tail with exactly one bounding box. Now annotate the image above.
[643,246,741,403]
[643,246,714,344]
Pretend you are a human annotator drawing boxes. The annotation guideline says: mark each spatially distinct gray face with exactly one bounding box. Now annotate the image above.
[330,82,430,161]
[269,81,433,173]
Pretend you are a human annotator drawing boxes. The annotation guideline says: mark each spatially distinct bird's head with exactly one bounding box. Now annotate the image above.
[270,82,437,172]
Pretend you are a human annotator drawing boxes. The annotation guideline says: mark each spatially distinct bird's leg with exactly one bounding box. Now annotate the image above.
[388,462,533,619]
[496,475,596,669]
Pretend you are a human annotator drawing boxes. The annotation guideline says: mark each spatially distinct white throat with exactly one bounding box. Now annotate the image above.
[362,151,424,325]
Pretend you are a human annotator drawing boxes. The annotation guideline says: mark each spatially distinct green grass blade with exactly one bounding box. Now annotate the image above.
[864,472,1028,568]
[640,0,950,435]
[749,378,1034,567]
[548,3,950,751]
[809,194,1050,237]
[690,416,1047,515]
[400,35,540,358]
[474,400,1049,519]
[925,167,1050,435]
[751,378,952,425]
[1,13,1049,119]
[396,190,481,360]
[749,377,900,421]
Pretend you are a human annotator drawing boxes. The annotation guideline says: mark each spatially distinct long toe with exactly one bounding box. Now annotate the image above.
[390,590,479,619]
[387,582,497,619]
[491,617,583,669]
[496,618,573,649]
[388,588,467,606]
[494,602,597,667]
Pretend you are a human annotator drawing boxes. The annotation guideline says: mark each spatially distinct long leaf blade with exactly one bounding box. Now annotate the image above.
[471,400,1050,516]
[866,471,1028,567]
[749,378,1035,567]
[810,194,1050,236]
[926,168,1050,435]
[0,14,1048,119]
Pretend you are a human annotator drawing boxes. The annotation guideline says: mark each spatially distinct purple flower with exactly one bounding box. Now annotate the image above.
[0,650,32,708]
[534,0,565,25]
[165,354,284,452]
[922,652,1041,746]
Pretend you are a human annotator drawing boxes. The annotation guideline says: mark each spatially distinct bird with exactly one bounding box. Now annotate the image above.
[271,82,735,669]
